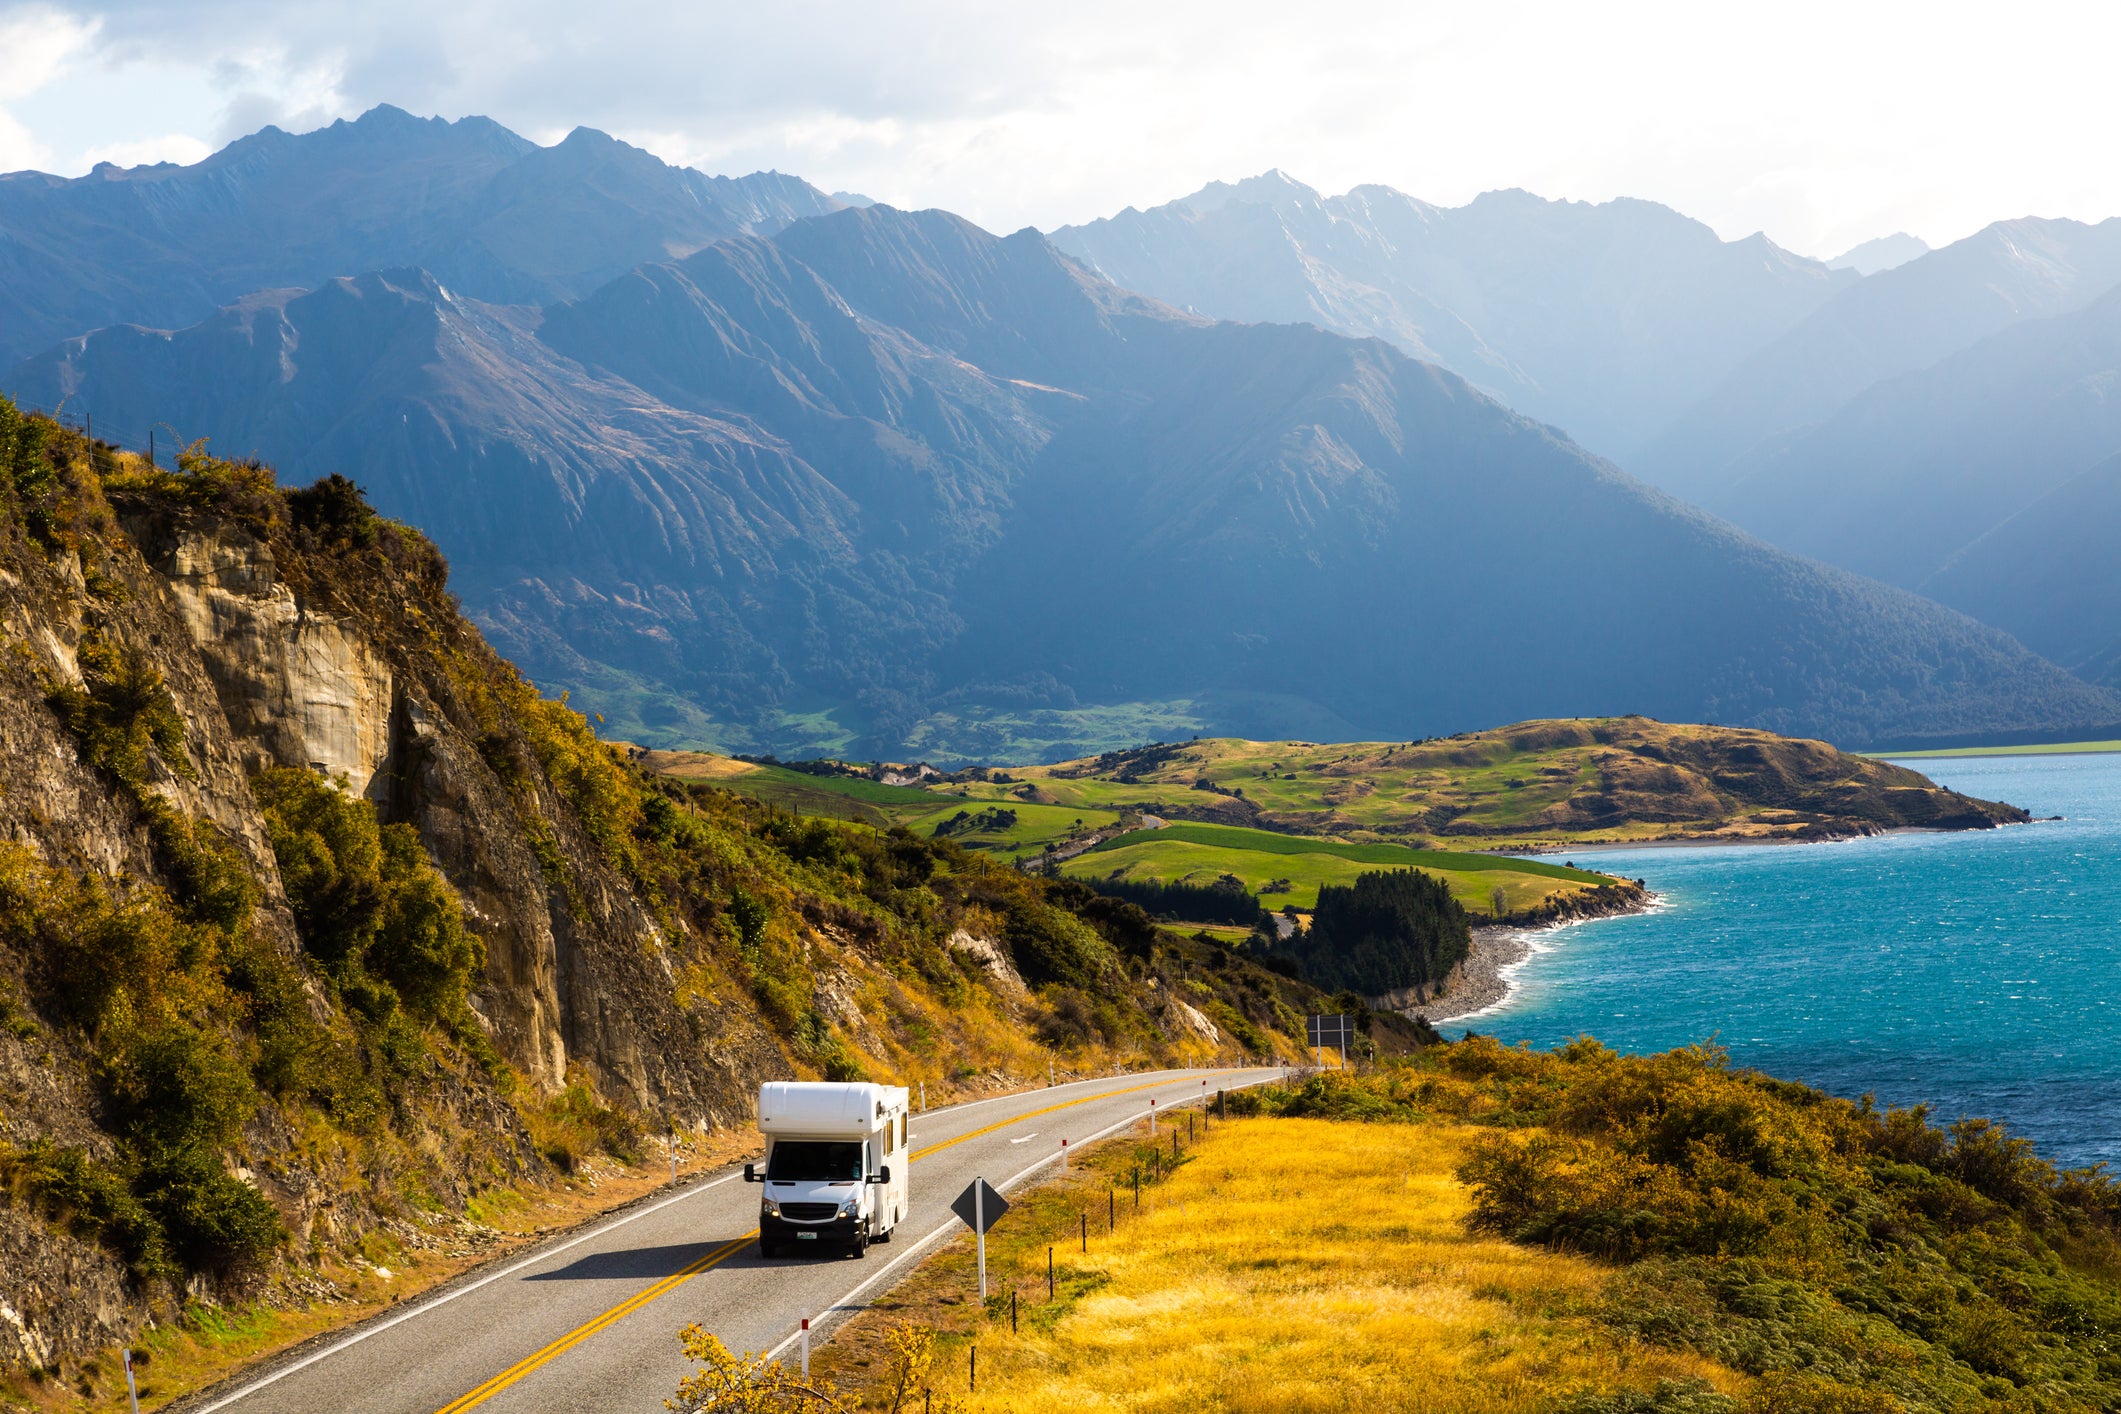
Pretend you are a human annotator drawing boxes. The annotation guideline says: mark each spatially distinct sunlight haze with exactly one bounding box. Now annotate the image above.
[1,0,2117,255]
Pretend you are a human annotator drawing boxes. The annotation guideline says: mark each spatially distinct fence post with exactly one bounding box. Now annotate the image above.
[1048,1245,1054,1301]
[1012,1289,1018,1334]
[971,1346,977,1393]
[1108,1186,1115,1233]
[1082,1210,1088,1252]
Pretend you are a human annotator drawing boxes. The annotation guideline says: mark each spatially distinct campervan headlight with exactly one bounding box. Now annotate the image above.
[840,1195,860,1217]
[762,1198,781,1218]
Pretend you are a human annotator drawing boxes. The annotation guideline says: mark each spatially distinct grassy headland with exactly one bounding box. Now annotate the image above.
[646,717,2020,930]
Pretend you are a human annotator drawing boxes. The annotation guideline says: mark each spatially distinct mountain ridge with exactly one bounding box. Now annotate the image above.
[13,203,2118,758]
[1048,172,1853,463]
[0,103,846,367]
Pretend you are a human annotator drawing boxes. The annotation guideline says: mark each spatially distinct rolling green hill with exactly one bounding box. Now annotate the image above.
[647,717,2025,925]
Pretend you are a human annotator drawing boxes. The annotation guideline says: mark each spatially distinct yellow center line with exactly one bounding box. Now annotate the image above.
[431,1071,1243,1412]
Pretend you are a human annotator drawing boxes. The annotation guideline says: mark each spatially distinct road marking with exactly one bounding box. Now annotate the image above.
[185,1169,751,1413]
[1009,1133,1038,1144]
[182,1077,1153,1412]
[426,1071,1247,1413]
[431,1234,756,1413]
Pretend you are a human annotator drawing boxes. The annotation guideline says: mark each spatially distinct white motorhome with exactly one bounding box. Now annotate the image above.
[745,1081,910,1258]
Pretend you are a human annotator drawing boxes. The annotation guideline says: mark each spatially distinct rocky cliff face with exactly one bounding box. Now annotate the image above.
[0,407,1313,1384]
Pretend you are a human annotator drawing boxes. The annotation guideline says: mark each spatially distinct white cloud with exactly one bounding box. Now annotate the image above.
[6,0,2121,255]
[0,4,97,168]
[80,131,209,168]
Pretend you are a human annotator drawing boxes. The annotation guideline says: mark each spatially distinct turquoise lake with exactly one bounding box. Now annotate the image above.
[1480,751,2121,1169]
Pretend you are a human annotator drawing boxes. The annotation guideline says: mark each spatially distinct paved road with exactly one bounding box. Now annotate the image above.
[182,1067,1279,1414]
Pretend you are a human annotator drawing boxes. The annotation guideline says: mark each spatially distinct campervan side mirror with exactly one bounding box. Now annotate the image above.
[744,1163,757,1183]
[868,1166,890,1185]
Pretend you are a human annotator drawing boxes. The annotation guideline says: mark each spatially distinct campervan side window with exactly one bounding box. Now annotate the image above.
[900,1113,907,1148]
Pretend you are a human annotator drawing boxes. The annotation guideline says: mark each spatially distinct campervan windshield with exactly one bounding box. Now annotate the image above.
[766,1140,863,1182]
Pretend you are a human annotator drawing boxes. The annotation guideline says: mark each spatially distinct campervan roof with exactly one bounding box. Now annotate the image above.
[758,1081,901,1136]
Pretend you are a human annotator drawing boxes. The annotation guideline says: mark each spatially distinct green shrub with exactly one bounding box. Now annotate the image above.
[254,767,484,1026]
[0,1140,169,1280]
[47,632,193,790]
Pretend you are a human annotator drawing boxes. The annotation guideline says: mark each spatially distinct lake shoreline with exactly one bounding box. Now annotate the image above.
[1381,888,1662,1026]
[1502,818,2047,856]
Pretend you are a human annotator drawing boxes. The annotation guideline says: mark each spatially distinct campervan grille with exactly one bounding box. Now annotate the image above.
[779,1202,840,1222]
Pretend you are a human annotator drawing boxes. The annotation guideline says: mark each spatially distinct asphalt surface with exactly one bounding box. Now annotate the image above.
[182,1066,1280,1414]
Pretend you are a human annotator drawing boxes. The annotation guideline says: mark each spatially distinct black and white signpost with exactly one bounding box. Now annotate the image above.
[1307,1013,1354,1069]
[953,1177,1010,1300]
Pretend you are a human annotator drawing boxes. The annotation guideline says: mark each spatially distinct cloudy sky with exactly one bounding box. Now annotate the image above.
[2,0,2116,258]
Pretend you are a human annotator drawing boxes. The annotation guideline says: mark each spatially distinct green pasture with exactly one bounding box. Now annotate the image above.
[1063,833,1596,917]
[1106,822,1605,882]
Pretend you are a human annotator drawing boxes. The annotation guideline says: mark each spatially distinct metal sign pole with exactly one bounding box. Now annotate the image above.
[976,1182,987,1300]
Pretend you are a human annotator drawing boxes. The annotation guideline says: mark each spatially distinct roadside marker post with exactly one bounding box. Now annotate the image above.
[952,1178,1009,1302]
[800,1316,810,1378]
[1149,1098,1157,1135]
[124,1350,140,1414]
[1059,1136,1068,1172]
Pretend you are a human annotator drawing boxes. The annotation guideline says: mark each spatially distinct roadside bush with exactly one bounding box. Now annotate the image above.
[0,1140,169,1280]
[254,767,484,1027]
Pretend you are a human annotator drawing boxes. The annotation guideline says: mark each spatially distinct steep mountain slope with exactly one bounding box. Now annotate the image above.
[1923,453,2121,684]
[12,207,2119,757]
[1642,216,2121,498]
[0,104,842,366]
[1705,285,2121,677]
[0,404,1319,1383]
[1048,174,1851,463]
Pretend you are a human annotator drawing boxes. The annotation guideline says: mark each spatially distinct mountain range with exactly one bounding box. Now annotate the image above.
[1048,172,1855,465]
[7,109,2121,759]
[0,103,843,368]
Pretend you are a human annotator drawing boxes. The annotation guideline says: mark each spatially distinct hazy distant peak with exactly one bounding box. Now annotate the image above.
[1828,231,1929,275]
[1176,169,1321,214]
[832,191,878,207]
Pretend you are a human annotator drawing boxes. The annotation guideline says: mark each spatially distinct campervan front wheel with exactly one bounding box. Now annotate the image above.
[759,1237,777,1260]
[850,1224,868,1258]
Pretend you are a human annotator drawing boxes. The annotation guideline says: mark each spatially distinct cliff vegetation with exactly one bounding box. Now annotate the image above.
[0,398,1388,1407]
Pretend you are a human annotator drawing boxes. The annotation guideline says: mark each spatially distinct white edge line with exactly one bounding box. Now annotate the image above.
[761,1068,1281,1363]
[185,1068,1213,1411]
[187,1169,749,1413]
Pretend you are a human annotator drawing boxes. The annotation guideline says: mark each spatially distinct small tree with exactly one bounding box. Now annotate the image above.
[668,1326,843,1412]
[1489,885,1508,919]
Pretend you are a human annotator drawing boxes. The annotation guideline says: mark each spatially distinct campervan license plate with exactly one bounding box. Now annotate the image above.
[796,1231,817,1240]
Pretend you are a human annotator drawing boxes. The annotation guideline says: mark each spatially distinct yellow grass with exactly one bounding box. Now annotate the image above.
[823,1117,1741,1413]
